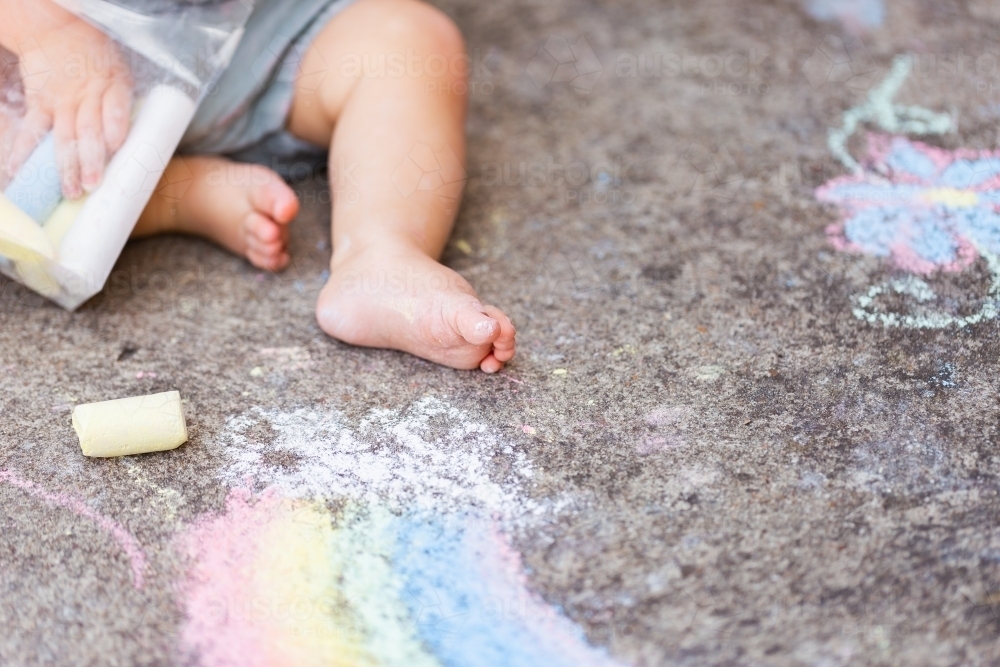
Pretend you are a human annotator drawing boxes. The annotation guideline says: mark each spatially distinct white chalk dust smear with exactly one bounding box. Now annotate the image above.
[215,397,539,518]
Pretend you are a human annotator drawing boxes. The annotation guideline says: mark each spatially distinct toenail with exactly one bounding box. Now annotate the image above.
[476,320,498,334]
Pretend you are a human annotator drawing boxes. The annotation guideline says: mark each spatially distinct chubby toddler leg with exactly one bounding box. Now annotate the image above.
[134,155,299,272]
[287,0,515,372]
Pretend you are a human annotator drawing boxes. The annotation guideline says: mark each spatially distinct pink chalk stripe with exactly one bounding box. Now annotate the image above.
[0,469,148,589]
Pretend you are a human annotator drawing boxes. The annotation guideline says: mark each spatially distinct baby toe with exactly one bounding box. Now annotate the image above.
[250,171,299,224]
[247,234,284,258]
[479,352,503,374]
[245,213,283,244]
[484,305,516,361]
[454,300,501,346]
[248,247,289,272]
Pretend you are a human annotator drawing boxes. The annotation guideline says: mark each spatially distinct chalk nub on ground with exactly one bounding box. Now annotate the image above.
[73,390,188,457]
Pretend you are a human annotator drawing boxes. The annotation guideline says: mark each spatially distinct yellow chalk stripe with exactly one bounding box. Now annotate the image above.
[923,187,978,208]
[251,500,374,667]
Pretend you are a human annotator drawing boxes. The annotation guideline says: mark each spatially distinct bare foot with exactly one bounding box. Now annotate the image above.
[316,245,516,372]
[134,156,299,271]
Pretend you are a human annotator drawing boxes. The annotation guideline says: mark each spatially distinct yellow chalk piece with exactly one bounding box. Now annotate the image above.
[0,192,55,261]
[43,196,87,248]
[13,255,60,297]
[73,390,188,457]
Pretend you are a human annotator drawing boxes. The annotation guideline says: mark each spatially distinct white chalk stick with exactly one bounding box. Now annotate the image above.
[57,85,197,296]
[72,390,188,457]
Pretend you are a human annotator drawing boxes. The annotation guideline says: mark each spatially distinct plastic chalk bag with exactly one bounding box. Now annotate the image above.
[0,0,252,309]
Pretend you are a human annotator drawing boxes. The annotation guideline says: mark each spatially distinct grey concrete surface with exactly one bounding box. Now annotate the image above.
[3,0,1000,665]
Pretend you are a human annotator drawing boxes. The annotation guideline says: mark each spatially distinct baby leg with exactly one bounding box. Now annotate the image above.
[288,0,516,372]
[134,155,299,272]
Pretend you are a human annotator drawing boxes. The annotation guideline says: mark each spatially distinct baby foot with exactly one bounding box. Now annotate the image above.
[316,246,516,372]
[134,156,299,271]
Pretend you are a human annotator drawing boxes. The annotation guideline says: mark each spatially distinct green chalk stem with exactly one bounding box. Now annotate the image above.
[828,55,954,174]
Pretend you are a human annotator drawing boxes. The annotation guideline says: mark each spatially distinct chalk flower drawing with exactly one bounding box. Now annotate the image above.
[816,55,1000,328]
[818,133,1000,275]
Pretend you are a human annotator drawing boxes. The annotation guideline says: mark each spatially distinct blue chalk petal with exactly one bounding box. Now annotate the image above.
[885,139,938,180]
[907,213,957,264]
[954,206,1000,254]
[843,207,909,257]
[938,158,1000,189]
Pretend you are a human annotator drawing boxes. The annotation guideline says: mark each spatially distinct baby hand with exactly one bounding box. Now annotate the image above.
[10,17,132,199]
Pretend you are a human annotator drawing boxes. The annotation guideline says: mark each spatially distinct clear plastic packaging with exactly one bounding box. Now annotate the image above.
[0,0,252,309]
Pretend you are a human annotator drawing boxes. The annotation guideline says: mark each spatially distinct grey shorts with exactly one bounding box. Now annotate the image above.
[179,0,356,178]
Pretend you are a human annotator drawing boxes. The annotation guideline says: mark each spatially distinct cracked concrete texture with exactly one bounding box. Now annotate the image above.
[2,0,1000,665]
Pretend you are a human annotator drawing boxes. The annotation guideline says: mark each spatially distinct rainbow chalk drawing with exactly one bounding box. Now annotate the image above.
[177,493,619,667]
[816,55,1000,328]
[175,398,620,667]
[0,468,147,588]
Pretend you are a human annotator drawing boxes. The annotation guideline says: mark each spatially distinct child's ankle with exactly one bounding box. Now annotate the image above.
[329,232,438,269]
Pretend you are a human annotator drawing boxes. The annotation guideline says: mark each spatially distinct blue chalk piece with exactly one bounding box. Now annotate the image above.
[4,133,62,223]
[805,0,885,28]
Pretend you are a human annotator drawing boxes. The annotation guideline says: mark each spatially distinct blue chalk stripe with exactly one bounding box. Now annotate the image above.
[393,515,599,667]
[4,133,62,223]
